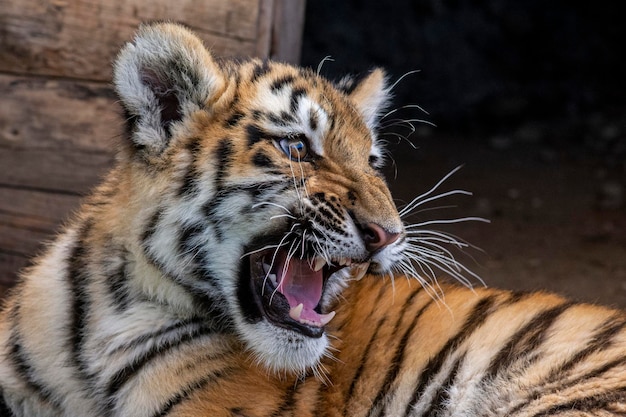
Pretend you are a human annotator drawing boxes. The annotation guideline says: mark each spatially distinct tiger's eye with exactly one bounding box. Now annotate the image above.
[279,137,308,161]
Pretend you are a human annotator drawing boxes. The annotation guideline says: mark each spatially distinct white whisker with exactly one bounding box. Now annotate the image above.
[381,118,437,129]
[405,217,490,228]
[270,213,298,221]
[399,190,474,217]
[251,201,293,214]
[316,55,334,75]
[381,104,429,121]
[398,165,464,215]
[387,70,422,93]
[240,240,291,260]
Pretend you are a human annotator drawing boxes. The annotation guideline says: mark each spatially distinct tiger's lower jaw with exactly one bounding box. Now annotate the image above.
[236,246,370,372]
[239,321,331,374]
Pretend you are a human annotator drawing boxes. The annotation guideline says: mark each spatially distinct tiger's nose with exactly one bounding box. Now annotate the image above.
[362,223,401,253]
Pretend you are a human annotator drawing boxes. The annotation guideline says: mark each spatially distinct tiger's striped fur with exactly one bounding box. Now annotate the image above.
[0,23,624,416]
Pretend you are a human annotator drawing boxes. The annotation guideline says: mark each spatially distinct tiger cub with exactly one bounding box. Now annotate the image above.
[0,22,624,417]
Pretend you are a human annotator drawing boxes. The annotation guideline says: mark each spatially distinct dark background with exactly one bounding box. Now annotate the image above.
[300,0,626,307]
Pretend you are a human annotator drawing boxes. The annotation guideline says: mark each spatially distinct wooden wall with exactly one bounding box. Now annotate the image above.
[0,0,306,294]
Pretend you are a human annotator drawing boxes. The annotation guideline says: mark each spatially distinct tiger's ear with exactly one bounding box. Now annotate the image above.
[341,69,391,131]
[113,22,225,156]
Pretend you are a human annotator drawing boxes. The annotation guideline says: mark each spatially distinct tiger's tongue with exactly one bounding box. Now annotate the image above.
[276,254,334,326]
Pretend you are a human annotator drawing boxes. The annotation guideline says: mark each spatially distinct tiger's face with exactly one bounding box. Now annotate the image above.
[113,23,406,373]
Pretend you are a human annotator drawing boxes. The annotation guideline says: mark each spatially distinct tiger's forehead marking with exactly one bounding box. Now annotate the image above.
[250,74,331,157]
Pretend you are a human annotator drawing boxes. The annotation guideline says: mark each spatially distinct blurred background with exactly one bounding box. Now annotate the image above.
[301,0,626,307]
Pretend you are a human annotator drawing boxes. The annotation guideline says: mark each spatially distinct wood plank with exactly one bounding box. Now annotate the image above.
[0,213,57,258]
[0,147,114,194]
[0,0,263,81]
[0,74,122,153]
[255,0,275,59]
[270,0,307,64]
[0,74,117,193]
[0,186,81,225]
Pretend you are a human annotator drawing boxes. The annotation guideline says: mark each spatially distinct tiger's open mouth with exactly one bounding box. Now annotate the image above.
[247,248,369,338]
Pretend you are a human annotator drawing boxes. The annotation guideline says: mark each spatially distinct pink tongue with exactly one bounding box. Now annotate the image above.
[276,256,324,323]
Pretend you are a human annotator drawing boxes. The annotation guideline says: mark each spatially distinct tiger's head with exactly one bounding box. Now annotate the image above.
[113,23,407,373]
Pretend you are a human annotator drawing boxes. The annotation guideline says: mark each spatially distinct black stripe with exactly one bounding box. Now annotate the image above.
[403,295,498,416]
[485,302,573,378]
[270,74,296,92]
[214,138,234,190]
[236,254,264,324]
[108,317,206,355]
[368,155,380,167]
[366,291,434,417]
[106,257,132,313]
[152,368,234,417]
[0,388,15,417]
[545,314,626,382]
[7,328,61,410]
[250,61,271,83]
[224,111,244,128]
[267,111,297,127]
[309,108,319,131]
[66,221,96,383]
[203,181,288,220]
[334,72,370,95]
[555,355,626,393]
[269,383,299,416]
[106,322,216,397]
[178,222,207,255]
[141,207,163,245]
[178,139,202,198]
[531,387,626,417]
[421,354,465,417]
[290,87,307,113]
[246,124,267,147]
[506,318,626,416]
[571,354,626,385]
[252,150,276,168]
[311,193,345,222]
[344,317,387,410]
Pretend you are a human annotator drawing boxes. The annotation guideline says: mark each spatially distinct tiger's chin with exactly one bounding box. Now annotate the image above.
[236,244,370,373]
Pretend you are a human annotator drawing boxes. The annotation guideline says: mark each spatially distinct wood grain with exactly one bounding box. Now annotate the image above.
[0,74,122,152]
[0,0,264,81]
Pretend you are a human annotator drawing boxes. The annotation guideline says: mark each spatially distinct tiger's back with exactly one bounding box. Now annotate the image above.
[154,279,626,417]
[0,23,624,417]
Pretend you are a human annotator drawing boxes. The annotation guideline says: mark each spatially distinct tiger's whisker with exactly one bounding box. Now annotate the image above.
[404,217,490,228]
[386,70,422,93]
[398,165,464,214]
[399,190,473,217]
[251,201,293,214]
[270,213,298,221]
[270,239,299,305]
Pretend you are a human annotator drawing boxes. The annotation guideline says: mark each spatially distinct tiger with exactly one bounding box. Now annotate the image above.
[0,22,624,417]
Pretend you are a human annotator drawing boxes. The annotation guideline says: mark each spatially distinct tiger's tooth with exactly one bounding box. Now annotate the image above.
[289,303,304,321]
[268,273,277,286]
[351,263,369,281]
[313,257,326,272]
[319,311,336,326]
